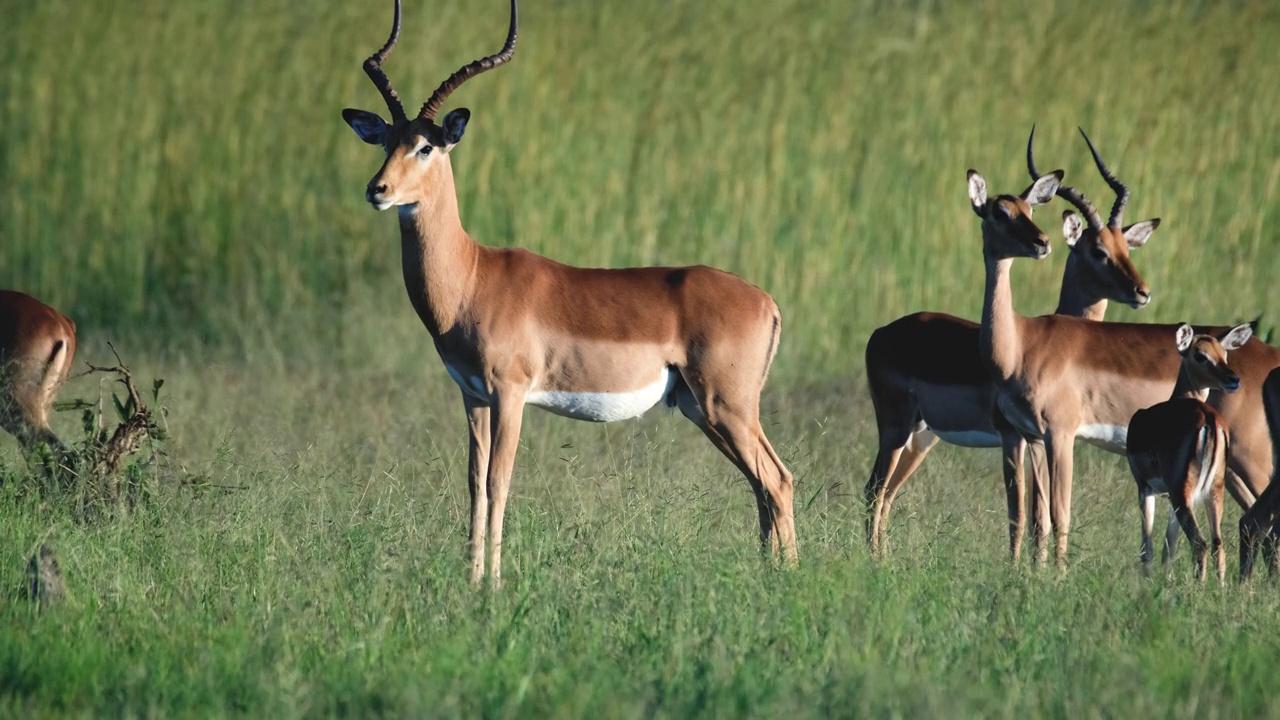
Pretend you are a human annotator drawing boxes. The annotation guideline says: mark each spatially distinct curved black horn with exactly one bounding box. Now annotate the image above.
[1079,127,1130,228]
[419,0,518,122]
[362,0,407,123]
[1027,125,1104,232]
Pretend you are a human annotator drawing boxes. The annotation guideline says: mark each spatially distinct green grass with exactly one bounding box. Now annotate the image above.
[3,0,1280,715]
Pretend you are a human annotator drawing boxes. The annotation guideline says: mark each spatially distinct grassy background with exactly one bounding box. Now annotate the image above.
[2,0,1280,715]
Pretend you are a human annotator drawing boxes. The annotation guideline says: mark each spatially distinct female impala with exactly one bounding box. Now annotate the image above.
[1127,323,1252,583]
[0,290,77,465]
[341,0,795,585]
[865,127,1160,560]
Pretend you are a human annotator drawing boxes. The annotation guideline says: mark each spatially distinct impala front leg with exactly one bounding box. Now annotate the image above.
[999,429,1026,563]
[1027,439,1051,566]
[464,395,492,587]
[485,385,528,588]
[1045,430,1075,568]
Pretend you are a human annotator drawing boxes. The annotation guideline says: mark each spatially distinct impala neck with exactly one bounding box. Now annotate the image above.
[980,253,1022,379]
[397,161,478,338]
[1170,368,1211,403]
[1055,253,1107,321]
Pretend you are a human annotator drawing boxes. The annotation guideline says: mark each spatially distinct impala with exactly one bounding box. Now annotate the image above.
[1239,367,1280,580]
[341,0,795,585]
[976,129,1280,566]
[0,290,77,466]
[1127,323,1252,583]
[865,126,1159,560]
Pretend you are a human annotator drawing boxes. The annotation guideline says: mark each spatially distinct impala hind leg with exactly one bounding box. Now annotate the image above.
[1172,503,1211,583]
[674,376,796,562]
[464,395,492,586]
[1138,491,1158,576]
[1204,482,1227,585]
[1161,511,1181,569]
[875,428,939,556]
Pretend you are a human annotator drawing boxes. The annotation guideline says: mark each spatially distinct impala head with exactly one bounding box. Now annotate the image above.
[1174,322,1253,394]
[1027,125,1155,309]
[342,0,518,211]
[968,168,1061,260]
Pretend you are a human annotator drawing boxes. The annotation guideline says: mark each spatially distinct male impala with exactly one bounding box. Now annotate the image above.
[0,290,77,466]
[342,0,795,585]
[865,127,1159,560]
[1127,323,1251,583]
[975,129,1280,566]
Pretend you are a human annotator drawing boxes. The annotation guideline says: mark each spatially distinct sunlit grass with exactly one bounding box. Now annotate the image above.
[2,0,1280,715]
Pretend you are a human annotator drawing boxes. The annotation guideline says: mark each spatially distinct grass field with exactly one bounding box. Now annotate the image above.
[3,0,1280,716]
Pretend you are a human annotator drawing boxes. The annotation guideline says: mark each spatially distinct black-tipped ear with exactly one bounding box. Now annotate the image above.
[343,108,388,145]
[442,108,471,146]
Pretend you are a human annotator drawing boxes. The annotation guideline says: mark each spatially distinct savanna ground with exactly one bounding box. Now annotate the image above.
[3,0,1280,716]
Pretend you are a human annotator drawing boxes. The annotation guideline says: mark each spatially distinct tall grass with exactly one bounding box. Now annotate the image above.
[3,0,1280,715]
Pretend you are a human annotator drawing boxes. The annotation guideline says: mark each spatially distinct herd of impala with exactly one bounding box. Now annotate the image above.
[3,0,1279,585]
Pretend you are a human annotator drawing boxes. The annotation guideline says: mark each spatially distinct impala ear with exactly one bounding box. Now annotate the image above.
[343,108,388,145]
[441,108,470,149]
[1221,322,1254,351]
[1062,210,1084,248]
[968,170,988,217]
[1174,323,1194,353]
[1021,169,1063,207]
[1122,218,1160,248]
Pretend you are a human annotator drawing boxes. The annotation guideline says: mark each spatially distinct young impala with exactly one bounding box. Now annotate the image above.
[1127,323,1252,583]
[341,0,795,585]
[865,126,1159,560]
[973,129,1280,567]
[0,290,77,467]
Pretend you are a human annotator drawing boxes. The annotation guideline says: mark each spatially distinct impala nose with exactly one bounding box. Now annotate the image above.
[1132,287,1151,308]
[366,182,388,206]
[1223,374,1241,393]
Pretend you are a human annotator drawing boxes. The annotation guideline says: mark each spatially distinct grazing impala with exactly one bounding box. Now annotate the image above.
[1127,323,1252,583]
[865,126,1160,560]
[0,290,77,464]
[974,129,1280,566]
[342,0,795,585]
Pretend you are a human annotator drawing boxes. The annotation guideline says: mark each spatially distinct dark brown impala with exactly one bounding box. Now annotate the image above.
[0,290,77,464]
[342,0,795,586]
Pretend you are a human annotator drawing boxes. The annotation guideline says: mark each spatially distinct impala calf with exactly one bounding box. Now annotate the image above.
[0,290,77,465]
[342,0,795,586]
[864,126,1160,560]
[1127,323,1252,583]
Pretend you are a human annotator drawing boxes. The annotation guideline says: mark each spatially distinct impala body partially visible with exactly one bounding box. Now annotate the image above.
[0,290,76,462]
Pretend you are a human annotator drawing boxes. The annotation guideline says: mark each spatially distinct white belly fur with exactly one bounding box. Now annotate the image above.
[1076,423,1128,454]
[527,367,676,423]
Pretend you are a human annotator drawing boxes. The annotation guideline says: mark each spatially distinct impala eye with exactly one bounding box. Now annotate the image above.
[418,145,433,157]
[1194,353,1209,364]
[1091,245,1109,261]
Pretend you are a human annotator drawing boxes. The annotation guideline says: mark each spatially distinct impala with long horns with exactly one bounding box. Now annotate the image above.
[864,126,1160,561]
[973,130,1280,567]
[341,0,796,585]
[1,290,77,466]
